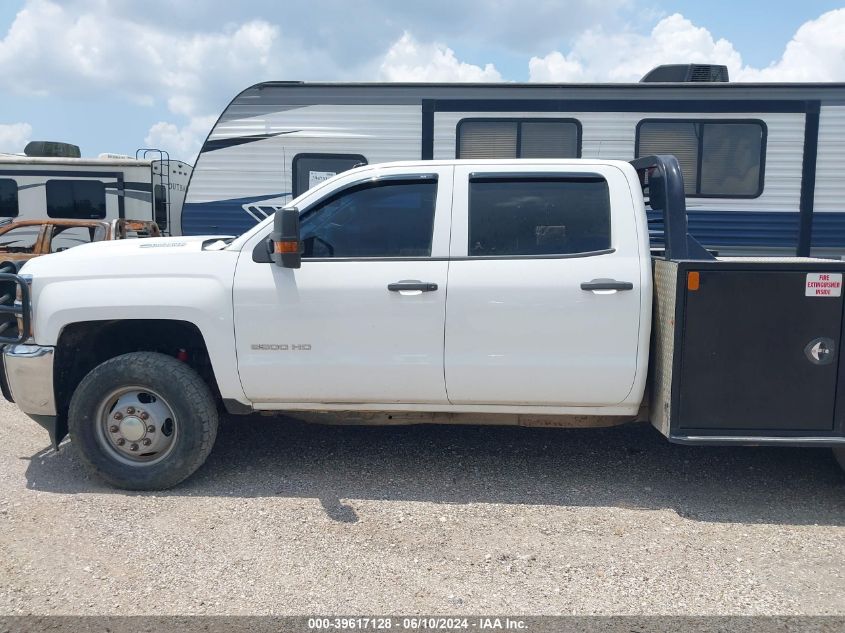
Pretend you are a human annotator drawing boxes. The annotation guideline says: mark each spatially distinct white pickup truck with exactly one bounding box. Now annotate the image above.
[2,156,844,489]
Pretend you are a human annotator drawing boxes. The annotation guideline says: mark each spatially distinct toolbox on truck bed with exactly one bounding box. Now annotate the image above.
[652,258,845,444]
[634,155,845,446]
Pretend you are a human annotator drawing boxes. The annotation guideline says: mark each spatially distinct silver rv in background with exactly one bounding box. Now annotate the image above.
[0,143,192,236]
[183,64,845,257]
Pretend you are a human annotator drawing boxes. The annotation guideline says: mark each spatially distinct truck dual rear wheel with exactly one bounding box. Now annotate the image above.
[68,352,218,490]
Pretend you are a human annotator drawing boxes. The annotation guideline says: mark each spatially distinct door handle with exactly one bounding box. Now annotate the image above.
[580,279,634,291]
[388,280,439,292]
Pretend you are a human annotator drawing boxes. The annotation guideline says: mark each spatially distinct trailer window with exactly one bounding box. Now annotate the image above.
[154,184,167,230]
[457,119,581,159]
[636,120,765,197]
[46,180,107,219]
[292,153,367,198]
[300,179,437,258]
[0,180,18,217]
[468,177,610,256]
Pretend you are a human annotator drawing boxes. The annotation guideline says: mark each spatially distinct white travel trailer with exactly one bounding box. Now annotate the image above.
[183,64,845,257]
[0,143,192,236]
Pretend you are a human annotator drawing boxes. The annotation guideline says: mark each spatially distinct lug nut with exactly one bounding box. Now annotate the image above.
[116,438,126,446]
[109,425,119,433]
[147,425,156,433]
[130,443,139,452]
[126,406,136,415]
[114,412,124,421]
[139,412,149,420]
[142,438,152,447]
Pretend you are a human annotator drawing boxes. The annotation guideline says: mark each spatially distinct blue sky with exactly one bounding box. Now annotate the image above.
[0,1,843,161]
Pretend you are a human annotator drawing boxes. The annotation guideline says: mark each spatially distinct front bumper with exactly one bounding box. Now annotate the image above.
[2,343,56,415]
[1,344,64,446]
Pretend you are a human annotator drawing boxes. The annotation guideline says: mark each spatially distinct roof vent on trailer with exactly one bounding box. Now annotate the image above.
[640,64,729,83]
[23,141,82,158]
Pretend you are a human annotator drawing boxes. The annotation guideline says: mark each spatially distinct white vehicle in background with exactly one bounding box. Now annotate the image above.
[0,142,192,236]
[1,156,844,490]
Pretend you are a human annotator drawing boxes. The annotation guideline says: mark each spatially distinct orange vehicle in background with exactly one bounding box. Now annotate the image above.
[0,218,161,264]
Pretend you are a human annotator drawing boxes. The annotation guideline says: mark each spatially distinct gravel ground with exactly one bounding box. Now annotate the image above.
[0,399,843,616]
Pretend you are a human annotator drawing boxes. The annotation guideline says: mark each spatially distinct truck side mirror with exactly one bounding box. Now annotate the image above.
[271,207,301,269]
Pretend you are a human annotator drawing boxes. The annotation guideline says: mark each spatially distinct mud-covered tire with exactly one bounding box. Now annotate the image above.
[68,352,218,490]
[833,447,845,472]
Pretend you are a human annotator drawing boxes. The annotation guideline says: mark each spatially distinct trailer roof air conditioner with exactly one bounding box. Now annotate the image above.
[640,64,729,83]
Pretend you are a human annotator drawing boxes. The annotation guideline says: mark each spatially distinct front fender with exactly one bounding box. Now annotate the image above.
[32,273,248,406]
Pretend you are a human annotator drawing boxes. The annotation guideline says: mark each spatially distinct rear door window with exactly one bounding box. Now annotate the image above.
[468,176,611,256]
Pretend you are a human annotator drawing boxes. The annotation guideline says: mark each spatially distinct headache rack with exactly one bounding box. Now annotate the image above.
[0,262,31,344]
[629,155,714,262]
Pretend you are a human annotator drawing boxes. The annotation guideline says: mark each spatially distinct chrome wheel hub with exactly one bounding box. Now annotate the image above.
[119,416,146,442]
[97,387,177,465]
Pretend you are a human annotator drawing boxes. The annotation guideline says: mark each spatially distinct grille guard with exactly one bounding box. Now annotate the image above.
[0,271,30,345]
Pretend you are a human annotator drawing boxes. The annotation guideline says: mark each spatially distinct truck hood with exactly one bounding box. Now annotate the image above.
[19,235,235,278]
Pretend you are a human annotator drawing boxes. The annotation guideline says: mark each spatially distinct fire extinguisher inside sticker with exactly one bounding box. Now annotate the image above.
[805,273,843,297]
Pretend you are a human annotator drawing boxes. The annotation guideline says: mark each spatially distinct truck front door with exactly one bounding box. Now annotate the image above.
[233,167,453,405]
[444,164,647,407]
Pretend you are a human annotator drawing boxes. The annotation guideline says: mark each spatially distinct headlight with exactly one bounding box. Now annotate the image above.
[14,273,33,341]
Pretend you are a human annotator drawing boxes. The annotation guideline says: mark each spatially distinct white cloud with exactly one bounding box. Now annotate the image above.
[0,2,297,110]
[735,9,845,81]
[379,32,502,82]
[0,1,338,160]
[33,0,634,60]
[529,13,743,82]
[528,52,585,82]
[0,122,32,153]
[529,10,845,83]
[144,116,217,164]
[0,3,507,159]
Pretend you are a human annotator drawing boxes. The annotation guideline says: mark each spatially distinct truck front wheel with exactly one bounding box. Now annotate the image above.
[68,352,218,490]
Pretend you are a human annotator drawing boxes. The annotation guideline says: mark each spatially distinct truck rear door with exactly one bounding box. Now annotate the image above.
[444,164,646,407]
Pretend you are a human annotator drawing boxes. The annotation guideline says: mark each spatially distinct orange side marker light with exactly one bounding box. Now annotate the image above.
[687,271,700,291]
[274,240,299,254]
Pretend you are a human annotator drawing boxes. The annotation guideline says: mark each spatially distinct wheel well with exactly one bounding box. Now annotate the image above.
[55,320,220,417]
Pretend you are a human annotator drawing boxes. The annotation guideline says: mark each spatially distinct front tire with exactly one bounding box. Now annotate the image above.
[68,352,218,490]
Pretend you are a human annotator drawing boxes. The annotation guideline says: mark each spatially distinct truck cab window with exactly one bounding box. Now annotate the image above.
[50,225,99,252]
[0,179,19,217]
[468,177,611,256]
[0,226,40,253]
[300,179,437,258]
